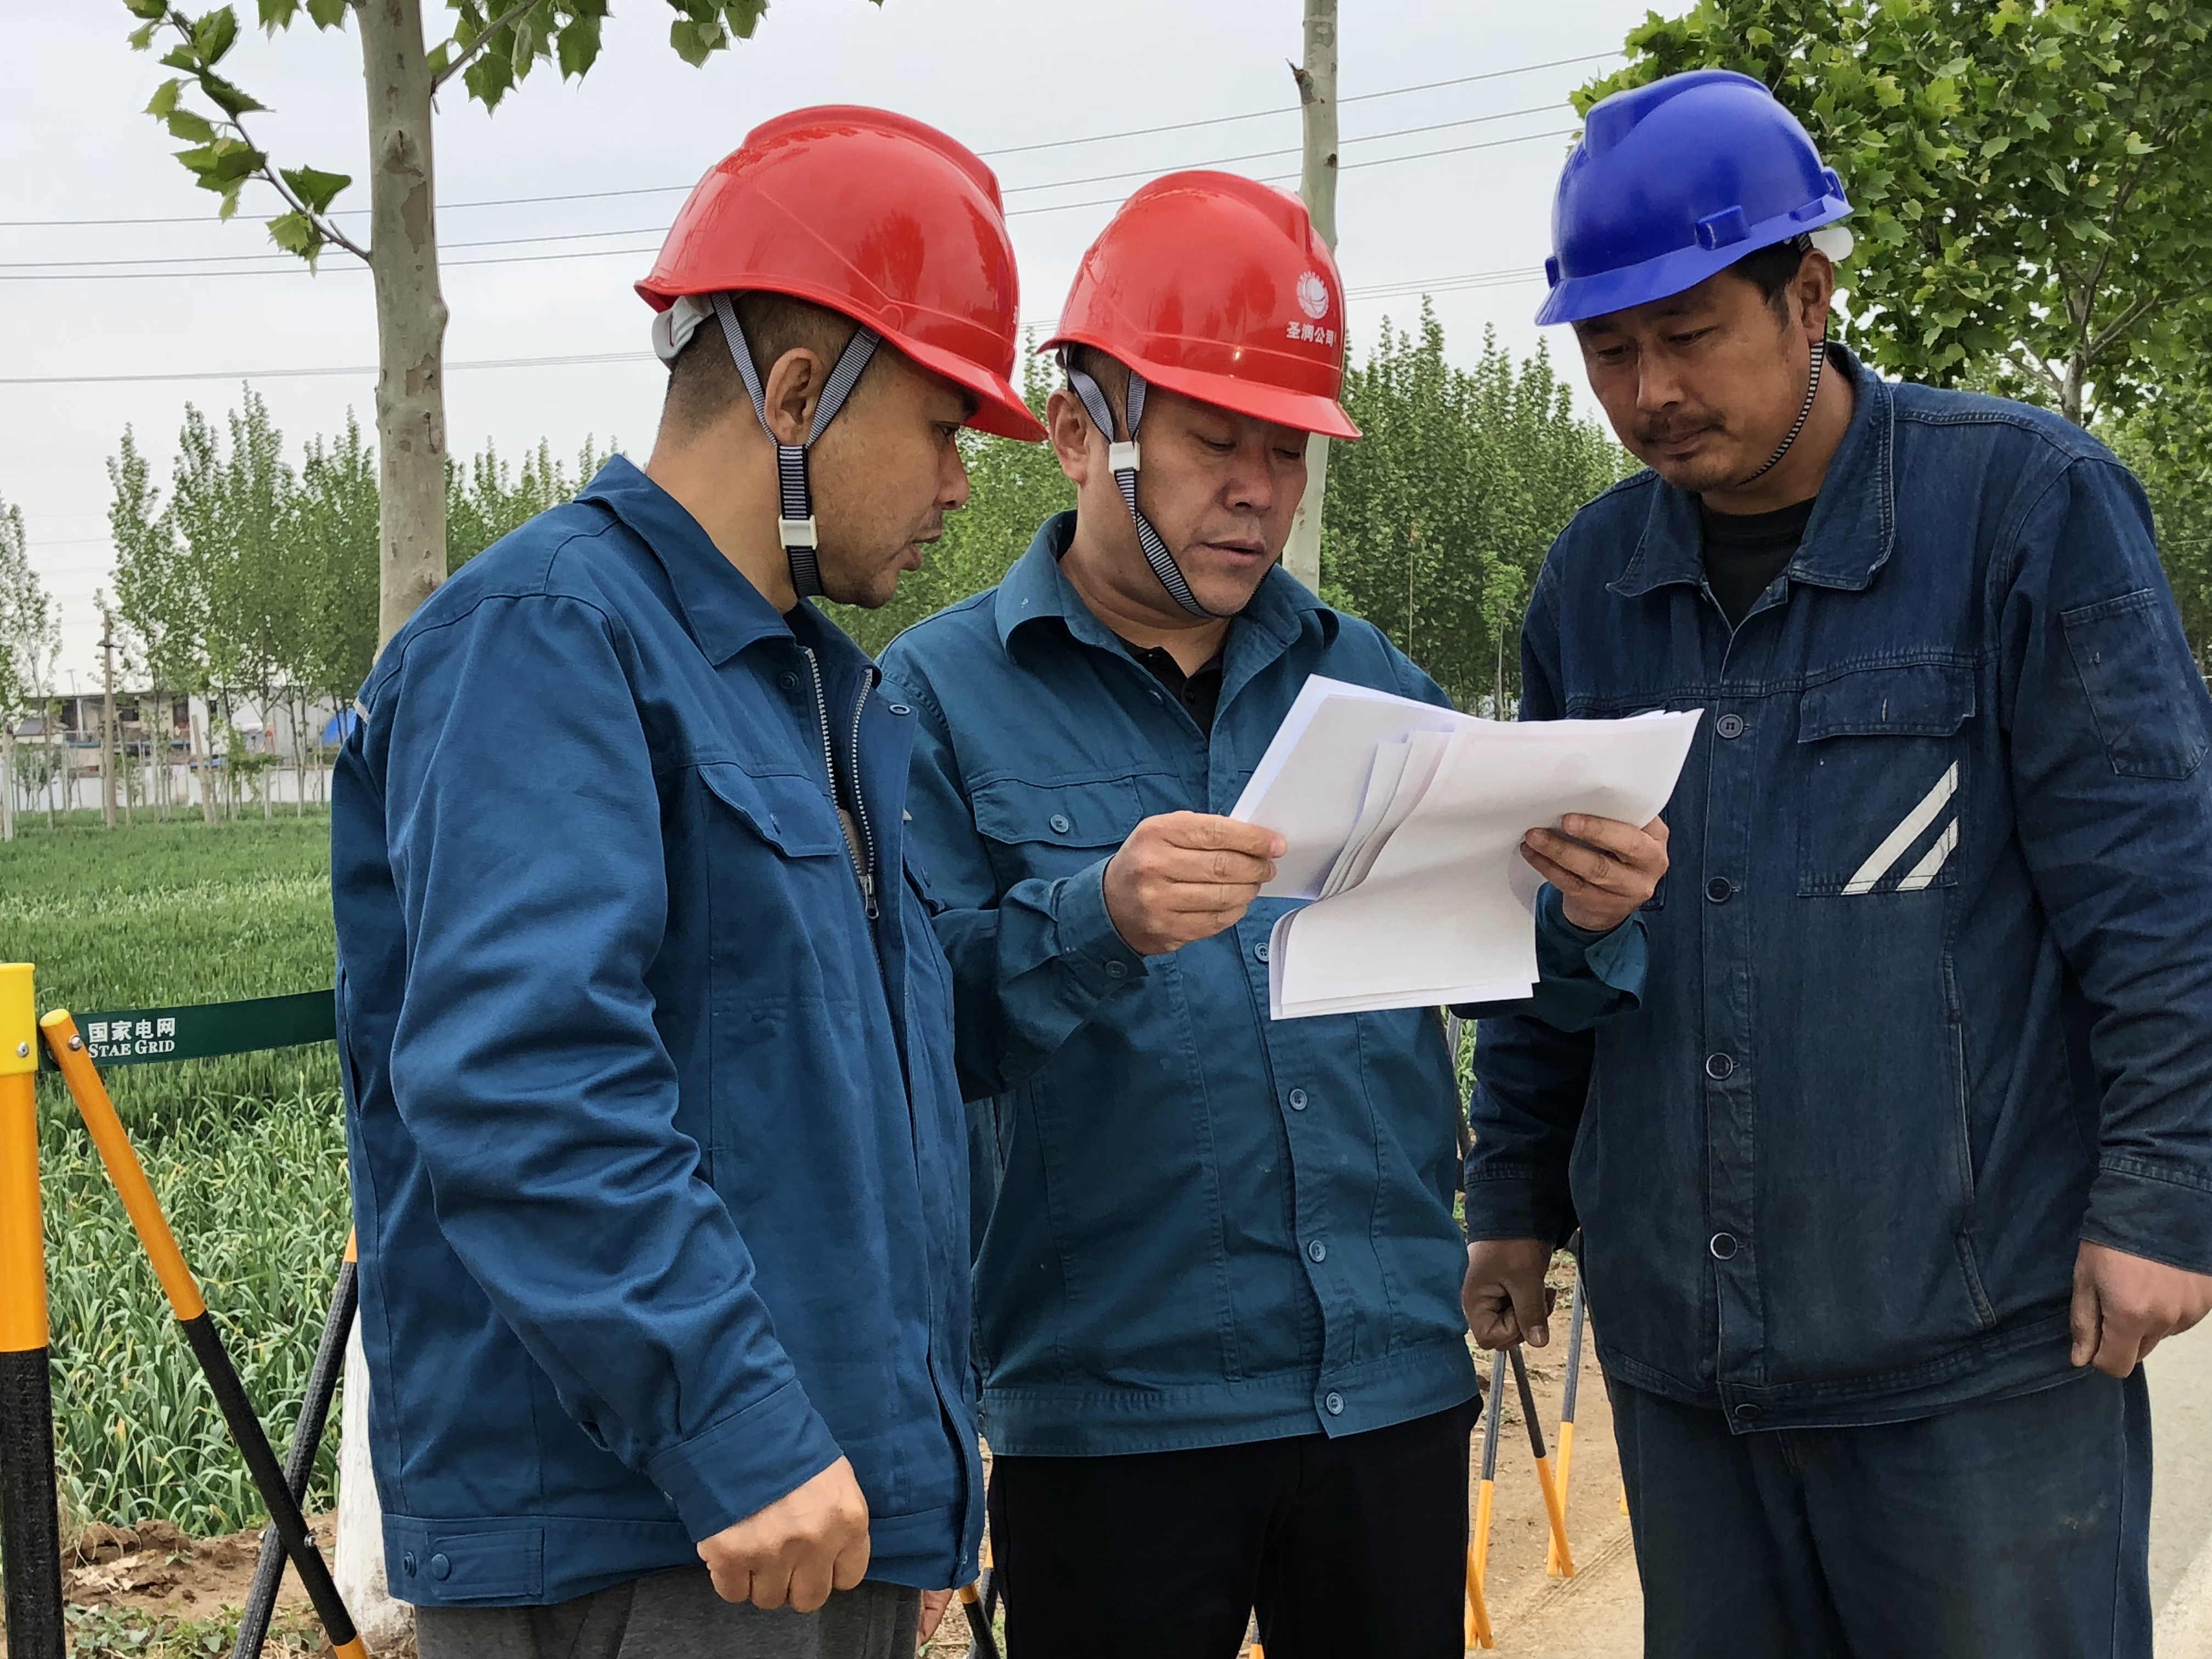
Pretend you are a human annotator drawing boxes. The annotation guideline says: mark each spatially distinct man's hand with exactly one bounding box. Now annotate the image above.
[698,1457,870,1613]
[1521,815,1671,934]
[1103,812,1285,956]
[2070,1240,2212,1377]
[1464,1238,1558,1350]
[918,1588,955,1646]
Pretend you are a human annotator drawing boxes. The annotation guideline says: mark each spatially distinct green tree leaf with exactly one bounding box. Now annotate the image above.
[266,210,324,261]
[191,5,239,65]
[195,69,268,116]
[145,76,183,116]
[279,163,351,215]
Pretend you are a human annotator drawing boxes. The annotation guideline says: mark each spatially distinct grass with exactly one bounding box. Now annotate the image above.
[66,1600,328,1656]
[1,813,349,1533]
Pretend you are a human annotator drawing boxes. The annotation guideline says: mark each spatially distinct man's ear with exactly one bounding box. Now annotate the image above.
[760,348,825,445]
[1790,251,1838,343]
[1046,385,1095,488]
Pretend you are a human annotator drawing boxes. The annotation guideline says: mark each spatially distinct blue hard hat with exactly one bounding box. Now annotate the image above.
[1535,69,1850,326]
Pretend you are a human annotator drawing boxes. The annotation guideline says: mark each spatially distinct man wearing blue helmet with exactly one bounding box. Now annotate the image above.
[1463,68,2212,1657]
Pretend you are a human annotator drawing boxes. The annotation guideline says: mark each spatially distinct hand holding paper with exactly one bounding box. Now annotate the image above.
[1229,678,1701,1017]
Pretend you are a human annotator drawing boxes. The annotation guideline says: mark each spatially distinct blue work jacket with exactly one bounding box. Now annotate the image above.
[331,456,979,1606]
[880,515,1645,1456]
[1470,347,2212,1430]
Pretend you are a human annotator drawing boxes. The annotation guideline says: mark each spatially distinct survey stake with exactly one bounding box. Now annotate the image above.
[1230,678,1702,1018]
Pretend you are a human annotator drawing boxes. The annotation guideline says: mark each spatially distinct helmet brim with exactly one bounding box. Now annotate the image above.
[1536,199,1850,327]
[1045,331,1361,441]
[892,331,1046,443]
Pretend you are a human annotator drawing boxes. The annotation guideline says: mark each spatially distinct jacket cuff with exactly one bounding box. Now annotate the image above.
[1053,857,1149,994]
[2081,1159,2212,1277]
[645,1378,844,1542]
[1462,1167,1575,1247]
[1536,885,1646,996]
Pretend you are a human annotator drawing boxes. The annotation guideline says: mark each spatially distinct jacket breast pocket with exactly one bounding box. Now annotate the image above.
[698,763,847,861]
[1797,664,1975,897]
[969,775,1147,883]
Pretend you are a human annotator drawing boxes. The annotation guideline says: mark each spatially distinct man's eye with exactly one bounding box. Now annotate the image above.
[1668,328,1714,347]
[1276,447,1305,463]
[1199,437,1235,454]
[1595,346,1632,364]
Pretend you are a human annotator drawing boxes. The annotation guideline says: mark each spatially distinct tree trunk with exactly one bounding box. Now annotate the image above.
[2,731,14,843]
[1282,0,1339,595]
[194,704,218,827]
[360,0,450,652]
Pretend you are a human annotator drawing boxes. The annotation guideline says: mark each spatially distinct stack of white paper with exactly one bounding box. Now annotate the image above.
[1229,676,1702,1019]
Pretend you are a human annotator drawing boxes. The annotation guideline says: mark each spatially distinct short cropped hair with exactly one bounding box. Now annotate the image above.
[1728,234,1813,316]
[662,291,874,437]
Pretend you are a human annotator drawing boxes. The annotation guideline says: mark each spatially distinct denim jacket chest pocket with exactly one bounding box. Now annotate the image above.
[1796,663,1976,898]
[695,761,865,981]
[970,775,1148,885]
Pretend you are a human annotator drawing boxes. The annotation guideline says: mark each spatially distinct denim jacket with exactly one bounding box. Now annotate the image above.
[882,515,1645,1455]
[1469,347,2212,1429]
[334,458,978,1604]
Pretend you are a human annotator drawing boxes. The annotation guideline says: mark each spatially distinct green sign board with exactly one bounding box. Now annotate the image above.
[38,990,335,1071]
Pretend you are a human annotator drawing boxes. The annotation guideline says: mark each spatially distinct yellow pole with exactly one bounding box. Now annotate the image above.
[1509,1345,1574,1578]
[1547,1266,1587,1577]
[1467,1347,1505,1648]
[0,966,63,1659]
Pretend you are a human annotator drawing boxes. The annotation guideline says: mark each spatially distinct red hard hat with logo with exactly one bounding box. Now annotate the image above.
[638,106,1043,445]
[1046,171,1359,441]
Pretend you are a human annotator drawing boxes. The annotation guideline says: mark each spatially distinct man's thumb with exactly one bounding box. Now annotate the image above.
[1511,1274,1551,1348]
[2069,1257,2100,1368]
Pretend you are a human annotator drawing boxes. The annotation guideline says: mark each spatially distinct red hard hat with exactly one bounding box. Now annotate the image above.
[639,106,1045,443]
[1046,171,1358,440]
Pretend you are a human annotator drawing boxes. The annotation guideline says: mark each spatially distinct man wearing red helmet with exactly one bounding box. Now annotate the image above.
[332,108,1043,1658]
[881,173,1669,1656]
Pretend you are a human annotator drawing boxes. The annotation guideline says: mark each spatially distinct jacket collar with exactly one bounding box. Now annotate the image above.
[992,510,1327,662]
[578,455,797,665]
[1610,343,1897,600]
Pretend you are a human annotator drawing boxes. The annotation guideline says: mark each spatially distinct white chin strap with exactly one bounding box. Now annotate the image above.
[654,292,880,600]
[1060,351,1215,619]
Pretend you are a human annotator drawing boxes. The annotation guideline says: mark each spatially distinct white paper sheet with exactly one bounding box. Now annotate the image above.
[1234,678,1702,1019]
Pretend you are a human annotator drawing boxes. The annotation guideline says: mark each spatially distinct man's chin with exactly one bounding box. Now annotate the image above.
[1643,447,1748,495]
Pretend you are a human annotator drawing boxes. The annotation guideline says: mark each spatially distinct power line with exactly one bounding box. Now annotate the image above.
[2,103,1568,274]
[0,128,1578,283]
[0,50,1617,230]
[1,265,1550,387]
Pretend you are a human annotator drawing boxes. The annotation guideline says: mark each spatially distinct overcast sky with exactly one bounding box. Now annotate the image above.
[5,0,1650,685]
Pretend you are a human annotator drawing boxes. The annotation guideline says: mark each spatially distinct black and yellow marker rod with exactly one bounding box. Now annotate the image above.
[0,967,64,1659]
[1509,1344,1576,1578]
[41,1010,369,1659]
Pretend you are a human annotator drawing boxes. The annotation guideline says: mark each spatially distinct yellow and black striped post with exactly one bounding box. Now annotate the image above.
[1509,1345,1574,1579]
[42,1011,368,1659]
[0,966,63,1659]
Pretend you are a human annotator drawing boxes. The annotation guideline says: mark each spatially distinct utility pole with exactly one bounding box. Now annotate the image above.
[98,601,117,832]
[1284,0,1339,595]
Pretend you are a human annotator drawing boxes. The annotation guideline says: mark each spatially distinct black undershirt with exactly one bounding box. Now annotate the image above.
[1699,495,1816,627]
[1128,642,1225,733]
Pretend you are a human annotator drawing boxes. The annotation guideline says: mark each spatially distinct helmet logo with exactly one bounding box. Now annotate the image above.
[1296,270,1330,320]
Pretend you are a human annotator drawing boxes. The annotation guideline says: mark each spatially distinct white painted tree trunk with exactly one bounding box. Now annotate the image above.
[336,1323,414,1650]
[1,731,14,842]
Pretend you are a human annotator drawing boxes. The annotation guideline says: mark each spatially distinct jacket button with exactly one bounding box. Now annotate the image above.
[428,1553,452,1581]
[887,703,911,716]
[1288,1087,1307,1110]
[1307,1239,1327,1262]
[1104,960,1127,980]
[778,672,799,692]
[1324,1391,1345,1415]
[1709,1232,1739,1260]
[1705,1052,1735,1081]
[1733,1402,1764,1424]
[1705,877,1732,903]
[1255,941,1270,963]
[402,1551,417,1576]
[1049,813,1072,834]
[1716,714,1746,738]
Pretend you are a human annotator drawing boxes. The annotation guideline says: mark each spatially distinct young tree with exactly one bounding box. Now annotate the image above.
[1323,311,1629,712]
[120,0,861,653]
[447,434,616,568]
[1585,0,2212,427]
[0,496,62,841]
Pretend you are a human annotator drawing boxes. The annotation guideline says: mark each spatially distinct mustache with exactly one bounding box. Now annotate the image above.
[1634,414,1725,446]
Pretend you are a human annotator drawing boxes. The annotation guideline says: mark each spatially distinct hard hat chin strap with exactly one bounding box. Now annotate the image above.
[1061,352,1216,620]
[1735,336,1827,490]
[712,292,881,601]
